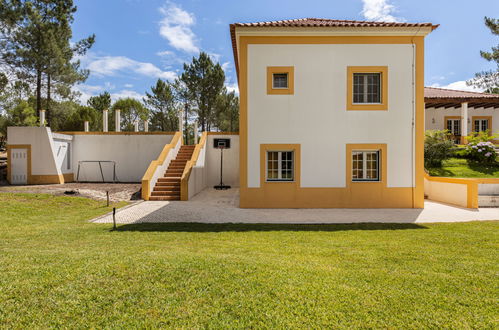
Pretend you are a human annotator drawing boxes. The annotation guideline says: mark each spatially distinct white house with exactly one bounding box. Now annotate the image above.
[424,87,499,144]
[230,18,438,208]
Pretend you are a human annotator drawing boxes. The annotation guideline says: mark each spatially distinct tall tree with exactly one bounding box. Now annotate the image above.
[467,17,499,93]
[214,88,239,132]
[144,79,178,132]
[180,52,225,132]
[87,91,111,111]
[111,98,148,132]
[1,0,95,125]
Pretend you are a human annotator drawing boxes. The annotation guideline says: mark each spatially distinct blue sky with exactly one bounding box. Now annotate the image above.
[72,0,499,103]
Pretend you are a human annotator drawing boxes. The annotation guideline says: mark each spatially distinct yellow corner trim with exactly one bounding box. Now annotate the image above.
[346,66,388,111]
[267,66,294,95]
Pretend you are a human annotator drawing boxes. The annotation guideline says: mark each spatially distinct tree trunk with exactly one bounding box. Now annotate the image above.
[46,73,51,127]
[36,70,42,114]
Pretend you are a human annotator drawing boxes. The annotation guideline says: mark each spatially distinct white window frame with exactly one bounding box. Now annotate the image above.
[474,119,489,132]
[352,73,382,105]
[272,73,289,89]
[352,150,380,182]
[266,150,294,182]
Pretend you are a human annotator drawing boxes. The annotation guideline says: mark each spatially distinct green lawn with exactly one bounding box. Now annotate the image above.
[1,193,498,328]
[427,157,499,178]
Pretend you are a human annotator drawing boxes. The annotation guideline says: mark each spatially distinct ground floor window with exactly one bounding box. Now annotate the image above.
[446,118,461,144]
[474,119,489,133]
[352,150,380,181]
[267,151,294,181]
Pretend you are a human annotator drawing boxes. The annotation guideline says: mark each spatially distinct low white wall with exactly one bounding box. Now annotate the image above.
[73,134,173,182]
[424,178,468,208]
[188,139,208,199]
[7,127,60,176]
[479,183,499,195]
[206,135,239,187]
[52,133,73,175]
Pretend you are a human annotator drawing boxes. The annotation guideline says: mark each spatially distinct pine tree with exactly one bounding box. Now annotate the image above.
[144,79,178,131]
[111,98,149,132]
[468,17,499,93]
[180,52,225,132]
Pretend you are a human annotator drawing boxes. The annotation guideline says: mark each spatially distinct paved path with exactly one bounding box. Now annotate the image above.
[92,188,499,224]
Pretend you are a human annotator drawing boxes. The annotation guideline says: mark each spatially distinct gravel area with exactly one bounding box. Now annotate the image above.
[0,182,141,202]
[91,188,499,224]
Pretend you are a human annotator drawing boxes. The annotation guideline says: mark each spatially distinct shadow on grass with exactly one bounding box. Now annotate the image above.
[111,222,428,233]
[427,167,455,177]
[467,160,499,175]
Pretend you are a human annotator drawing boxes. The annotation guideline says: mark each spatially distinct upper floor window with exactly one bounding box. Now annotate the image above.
[353,73,381,104]
[347,66,388,110]
[267,66,294,95]
[272,73,289,89]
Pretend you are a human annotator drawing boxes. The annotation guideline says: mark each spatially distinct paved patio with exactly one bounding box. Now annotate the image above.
[91,188,499,224]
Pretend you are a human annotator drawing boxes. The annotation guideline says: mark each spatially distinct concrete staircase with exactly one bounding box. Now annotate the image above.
[149,145,195,201]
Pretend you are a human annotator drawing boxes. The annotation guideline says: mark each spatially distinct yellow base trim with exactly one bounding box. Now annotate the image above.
[240,187,415,208]
[55,131,176,135]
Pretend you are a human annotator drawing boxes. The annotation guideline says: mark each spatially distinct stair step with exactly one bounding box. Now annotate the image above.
[151,191,180,196]
[154,187,180,192]
[156,183,180,187]
[149,196,180,201]
[157,177,180,182]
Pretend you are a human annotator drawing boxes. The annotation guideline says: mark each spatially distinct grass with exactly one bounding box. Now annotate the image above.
[1,193,498,328]
[427,157,499,178]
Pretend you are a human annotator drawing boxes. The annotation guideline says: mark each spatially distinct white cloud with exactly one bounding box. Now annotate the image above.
[86,55,176,80]
[429,80,485,92]
[159,2,199,53]
[225,82,239,95]
[221,61,231,72]
[74,84,105,104]
[361,0,403,22]
[124,83,134,88]
[111,89,145,102]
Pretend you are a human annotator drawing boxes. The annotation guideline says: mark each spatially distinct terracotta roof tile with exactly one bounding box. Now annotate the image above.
[424,86,499,99]
[231,18,438,30]
[230,18,439,78]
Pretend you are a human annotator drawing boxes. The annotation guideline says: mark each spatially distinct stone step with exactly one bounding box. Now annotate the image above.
[155,182,180,187]
[157,177,180,183]
[151,191,180,196]
[149,196,180,201]
[153,187,180,192]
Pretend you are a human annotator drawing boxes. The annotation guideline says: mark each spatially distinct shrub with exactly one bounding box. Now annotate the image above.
[466,141,497,163]
[424,130,455,168]
[466,130,497,144]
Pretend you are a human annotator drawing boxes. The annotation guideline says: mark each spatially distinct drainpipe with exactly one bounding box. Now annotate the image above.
[39,110,46,127]
[103,109,109,132]
[115,109,121,132]
[84,121,89,132]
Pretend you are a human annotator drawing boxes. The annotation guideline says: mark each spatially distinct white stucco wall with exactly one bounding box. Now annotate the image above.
[425,107,499,135]
[52,133,73,175]
[247,44,415,188]
[206,135,240,187]
[72,134,173,182]
[424,178,468,208]
[7,127,60,176]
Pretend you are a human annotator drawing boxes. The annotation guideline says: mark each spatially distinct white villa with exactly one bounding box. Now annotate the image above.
[5,18,499,209]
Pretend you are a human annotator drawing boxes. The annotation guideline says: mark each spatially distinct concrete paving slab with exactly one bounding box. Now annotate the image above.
[91,188,499,224]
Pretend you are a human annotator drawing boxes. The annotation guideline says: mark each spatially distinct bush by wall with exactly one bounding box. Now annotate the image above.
[466,141,497,163]
[424,130,455,168]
